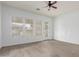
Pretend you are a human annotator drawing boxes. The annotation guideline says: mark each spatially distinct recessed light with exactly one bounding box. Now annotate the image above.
[36,8,40,11]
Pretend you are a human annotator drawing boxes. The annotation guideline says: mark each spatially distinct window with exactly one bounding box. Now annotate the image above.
[12,17,33,36]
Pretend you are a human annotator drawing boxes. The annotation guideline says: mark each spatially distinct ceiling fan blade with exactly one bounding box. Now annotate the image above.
[52,6,57,9]
[48,6,51,11]
[51,1,57,5]
[49,1,52,4]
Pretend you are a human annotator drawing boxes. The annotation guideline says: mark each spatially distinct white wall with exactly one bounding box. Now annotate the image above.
[54,11,79,44]
[0,5,1,47]
[1,4,53,47]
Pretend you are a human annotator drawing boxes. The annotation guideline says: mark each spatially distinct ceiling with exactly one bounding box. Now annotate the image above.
[2,1,79,17]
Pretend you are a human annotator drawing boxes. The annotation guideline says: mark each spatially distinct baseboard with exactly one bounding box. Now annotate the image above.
[2,39,52,48]
[54,39,79,45]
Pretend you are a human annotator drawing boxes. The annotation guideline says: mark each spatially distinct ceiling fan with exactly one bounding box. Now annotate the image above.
[36,1,57,11]
[46,1,57,11]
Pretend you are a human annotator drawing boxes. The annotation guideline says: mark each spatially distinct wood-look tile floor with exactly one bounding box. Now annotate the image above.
[0,39,79,57]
